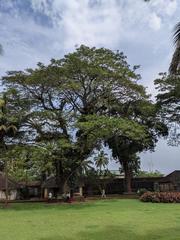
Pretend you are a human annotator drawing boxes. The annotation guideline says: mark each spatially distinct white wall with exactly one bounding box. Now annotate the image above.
[0,190,17,200]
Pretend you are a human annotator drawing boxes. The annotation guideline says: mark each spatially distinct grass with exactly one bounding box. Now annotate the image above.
[0,199,180,240]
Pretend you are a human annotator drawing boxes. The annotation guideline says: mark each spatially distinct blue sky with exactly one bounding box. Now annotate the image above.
[0,0,180,174]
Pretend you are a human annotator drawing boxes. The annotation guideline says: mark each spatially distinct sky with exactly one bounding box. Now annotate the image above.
[0,0,179,174]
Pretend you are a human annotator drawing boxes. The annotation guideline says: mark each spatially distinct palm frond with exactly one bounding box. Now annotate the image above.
[0,44,3,55]
[169,22,180,74]
[173,22,180,44]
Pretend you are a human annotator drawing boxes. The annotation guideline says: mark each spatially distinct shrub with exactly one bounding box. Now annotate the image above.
[140,192,180,203]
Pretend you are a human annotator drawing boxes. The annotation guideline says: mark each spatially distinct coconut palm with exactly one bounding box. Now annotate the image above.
[169,22,180,74]
[0,98,17,142]
[94,151,109,172]
[0,44,3,55]
[0,96,17,207]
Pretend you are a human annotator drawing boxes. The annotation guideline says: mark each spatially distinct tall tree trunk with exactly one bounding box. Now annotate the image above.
[123,161,132,193]
[56,159,64,195]
[5,158,8,207]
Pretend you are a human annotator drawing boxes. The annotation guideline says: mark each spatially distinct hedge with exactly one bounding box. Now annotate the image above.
[140,192,180,203]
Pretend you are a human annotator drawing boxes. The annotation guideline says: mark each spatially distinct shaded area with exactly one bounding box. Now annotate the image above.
[40,225,180,240]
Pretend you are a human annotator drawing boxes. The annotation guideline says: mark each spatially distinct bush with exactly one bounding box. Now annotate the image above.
[140,192,180,203]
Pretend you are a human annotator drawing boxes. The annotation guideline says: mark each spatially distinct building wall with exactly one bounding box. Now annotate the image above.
[0,190,17,200]
[83,178,161,195]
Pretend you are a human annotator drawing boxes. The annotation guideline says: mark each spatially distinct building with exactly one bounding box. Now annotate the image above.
[41,171,180,197]
[19,181,42,199]
[0,172,19,200]
[83,170,180,196]
[41,176,59,199]
[1,170,180,200]
[159,171,180,192]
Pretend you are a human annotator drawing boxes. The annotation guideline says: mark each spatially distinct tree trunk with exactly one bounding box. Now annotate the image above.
[56,159,64,195]
[5,158,8,207]
[125,171,132,193]
[123,161,132,193]
[62,181,69,194]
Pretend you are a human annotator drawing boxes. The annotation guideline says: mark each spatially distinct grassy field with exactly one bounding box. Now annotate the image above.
[0,199,180,240]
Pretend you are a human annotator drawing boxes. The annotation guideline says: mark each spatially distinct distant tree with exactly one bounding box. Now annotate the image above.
[135,170,164,177]
[0,145,45,182]
[94,151,109,172]
[85,152,113,198]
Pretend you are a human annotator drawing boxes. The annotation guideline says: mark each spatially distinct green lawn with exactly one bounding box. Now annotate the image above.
[0,199,180,240]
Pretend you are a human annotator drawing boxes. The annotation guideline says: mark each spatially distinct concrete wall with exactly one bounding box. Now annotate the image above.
[0,190,17,200]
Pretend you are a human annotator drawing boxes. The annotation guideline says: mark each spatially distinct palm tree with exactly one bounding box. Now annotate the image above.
[79,159,93,175]
[94,151,109,172]
[169,22,180,74]
[0,44,3,55]
[0,96,17,207]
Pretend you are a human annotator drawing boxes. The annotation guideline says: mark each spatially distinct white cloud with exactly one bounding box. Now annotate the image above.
[0,0,178,75]
[29,0,177,51]
[31,0,123,50]
[149,12,161,31]
[150,0,177,16]
[0,0,180,173]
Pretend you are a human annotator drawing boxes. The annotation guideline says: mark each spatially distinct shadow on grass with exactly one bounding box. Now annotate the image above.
[39,225,180,240]
[0,200,113,211]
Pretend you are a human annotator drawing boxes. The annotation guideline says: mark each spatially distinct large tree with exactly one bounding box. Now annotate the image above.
[2,45,165,194]
[79,100,167,192]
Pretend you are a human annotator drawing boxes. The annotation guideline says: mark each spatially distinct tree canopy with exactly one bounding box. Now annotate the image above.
[155,21,180,146]
[1,45,167,193]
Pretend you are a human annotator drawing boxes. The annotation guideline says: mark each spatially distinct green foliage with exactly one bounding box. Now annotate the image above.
[0,94,18,147]
[136,170,164,178]
[169,22,180,74]
[1,45,166,193]
[94,151,109,171]
[77,115,149,143]
[0,145,43,181]
[85,168,114,193]
[156,20,180,145]
[155,73,180,123]
[155,72,180,145]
